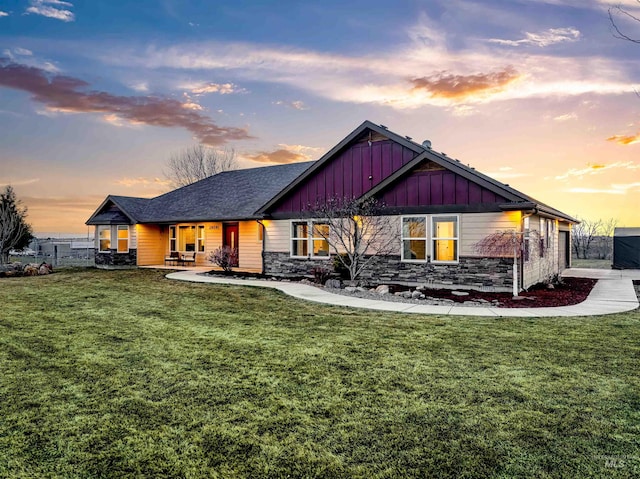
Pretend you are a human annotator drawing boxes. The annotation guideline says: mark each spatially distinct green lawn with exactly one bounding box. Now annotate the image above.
[1,269,639,478]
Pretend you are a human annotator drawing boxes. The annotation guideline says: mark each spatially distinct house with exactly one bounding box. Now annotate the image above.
[86,121,576,291]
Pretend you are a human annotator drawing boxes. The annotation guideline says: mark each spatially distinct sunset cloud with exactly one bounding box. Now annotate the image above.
[555,161,637,180]
[0,59,251,145]
[606,133,640,145]
[246,143,320,164]
[487,27,580,47]
[410,68,521,99]
[115,177,171,189]
[26,0,75,22]
[568,182,640,195]
[553,113,577,121]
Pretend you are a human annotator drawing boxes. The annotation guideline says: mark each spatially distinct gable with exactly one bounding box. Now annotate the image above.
[86,200,132,225]
[267,130,420,215]
[376,159,508,209]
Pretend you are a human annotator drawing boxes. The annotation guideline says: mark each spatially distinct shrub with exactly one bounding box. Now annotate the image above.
[311,265,331,284]
[207,246,238,272]
[333,253,351,280]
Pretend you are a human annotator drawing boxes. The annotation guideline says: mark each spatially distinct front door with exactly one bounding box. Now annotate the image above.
[223,223,239,267]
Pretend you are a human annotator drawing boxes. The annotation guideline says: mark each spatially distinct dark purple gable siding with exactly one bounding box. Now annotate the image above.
[380,169,507,207]
[270,139,419,214]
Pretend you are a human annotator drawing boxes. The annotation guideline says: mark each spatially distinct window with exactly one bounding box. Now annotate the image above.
[98,226,111,252]
[291,221,309,257]
[402,217,427,261]
[179,225,196,251]
[523,217,530,262]
[431,216,458,262]
[197,225,205,252]
[169,226,177,252]
[311,222,330,257]
[117,225,129,253]
[290,221,331,258]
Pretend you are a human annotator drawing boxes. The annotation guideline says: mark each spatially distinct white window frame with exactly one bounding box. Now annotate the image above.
[169,226,177,252]
[290,220,309,258]
[116,225,129,253]
[197,225,206,253]
[311,221,330,258]
[98,226,111,252]
[430,214,459,264]
[401,215,428,262]
[290,220,331,259]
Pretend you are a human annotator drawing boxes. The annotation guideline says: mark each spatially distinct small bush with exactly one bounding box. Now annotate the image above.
[311,265,331,284]
[332,253,351,280]
[206,246,238,272]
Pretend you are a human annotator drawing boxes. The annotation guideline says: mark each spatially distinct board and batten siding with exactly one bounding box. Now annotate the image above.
[136,224,164,266]
[264,212,520,257]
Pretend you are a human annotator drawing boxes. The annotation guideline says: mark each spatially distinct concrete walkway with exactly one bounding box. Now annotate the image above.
[166,268,639,317]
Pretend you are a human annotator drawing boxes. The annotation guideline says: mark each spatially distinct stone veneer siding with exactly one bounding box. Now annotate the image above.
[263,251,513,291]
[95,248,137,268]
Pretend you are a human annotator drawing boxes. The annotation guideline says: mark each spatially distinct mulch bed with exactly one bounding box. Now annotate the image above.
[204,270,598,309]
[411,277,597,308]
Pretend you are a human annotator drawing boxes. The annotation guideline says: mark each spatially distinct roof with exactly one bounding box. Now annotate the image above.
[258,120,577,223]
[87,120,577,226]
[86,162,313,225]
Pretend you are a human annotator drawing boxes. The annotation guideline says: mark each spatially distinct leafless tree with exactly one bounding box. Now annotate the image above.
[609,2,640,44]
[164,144,237,189]
[594,217,618,260]
[311,197,398,282]
[572,217,602,259]
[0,186,33,264]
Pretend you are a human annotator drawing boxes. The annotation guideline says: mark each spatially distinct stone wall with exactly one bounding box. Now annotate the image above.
[263,251,513,291]
[95,248,137,268]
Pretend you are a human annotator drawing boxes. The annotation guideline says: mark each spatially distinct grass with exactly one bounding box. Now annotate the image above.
[571,258,612,269]
[1,268,639,478]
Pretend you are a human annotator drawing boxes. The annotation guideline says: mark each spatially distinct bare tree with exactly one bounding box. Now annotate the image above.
[0,186,33,264]
[572,217,602,259]
[165,145,237,189]
[609,2,640,44]
[311,197,398,282]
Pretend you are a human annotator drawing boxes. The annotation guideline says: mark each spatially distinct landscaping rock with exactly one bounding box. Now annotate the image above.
[325,279,342,289]
[451,291,469,297]
[411,290,423,299]
[345,286,358,293]
[375,285,390,295]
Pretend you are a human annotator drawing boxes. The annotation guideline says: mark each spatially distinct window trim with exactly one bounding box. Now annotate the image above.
[401,215,428,262]
[290,220,331,260]
[197,225,206,253]
[430,214,459,264]
[290,220,310,258]
[116,225,129,253]
[310,221,330,259]
[98,226,111,252]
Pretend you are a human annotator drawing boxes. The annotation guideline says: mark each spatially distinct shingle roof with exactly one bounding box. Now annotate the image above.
[87,161,313,225]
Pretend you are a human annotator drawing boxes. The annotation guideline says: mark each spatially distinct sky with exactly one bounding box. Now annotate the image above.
[0,0,639,234]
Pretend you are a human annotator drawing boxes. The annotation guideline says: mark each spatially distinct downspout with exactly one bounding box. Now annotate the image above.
[256,219,266,275]
[517,209,537,296]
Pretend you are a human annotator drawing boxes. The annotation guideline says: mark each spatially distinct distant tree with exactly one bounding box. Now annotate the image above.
[164,145,237,189]
[310,197,398,283]
[0,186,33,264]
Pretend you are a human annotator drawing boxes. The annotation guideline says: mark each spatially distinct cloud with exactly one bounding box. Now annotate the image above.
[607,133,640,145]
[14,48,33,56]
[246,144,321,164]
[568,182,640,195]
[553,113,577,121]
[487,27,580,47]
[0,178,40,187]
[273,100,308,110]
[485,167,529,180]
[0,11,9,17]
[410,68,521,100]
[0,58,252,145]
[101,14,636,110]
[115,177,171,188]
[555,161,637,180]
[189,82,240,95]
[25,0,75,22]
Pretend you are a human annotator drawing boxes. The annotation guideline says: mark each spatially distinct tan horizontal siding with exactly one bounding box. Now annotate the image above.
[136,224,165,266]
